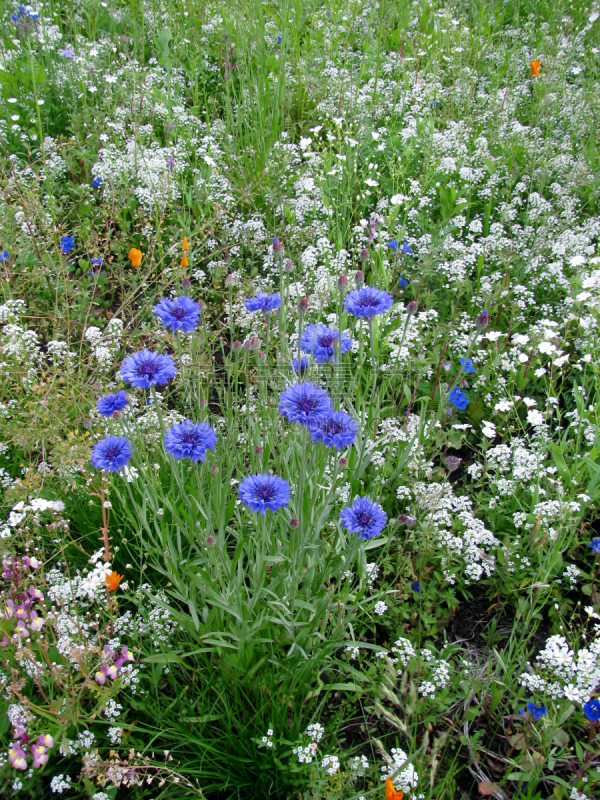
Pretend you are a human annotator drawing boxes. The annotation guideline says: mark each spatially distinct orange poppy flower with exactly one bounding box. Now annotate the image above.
[180,255,189,267]
[182,237,190,251]
[385,779,404,800]
[530,60,541,77]
[105,571,124,591]
[128,248,142,268]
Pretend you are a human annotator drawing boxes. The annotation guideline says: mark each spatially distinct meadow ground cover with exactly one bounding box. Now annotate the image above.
[1,0,600,797]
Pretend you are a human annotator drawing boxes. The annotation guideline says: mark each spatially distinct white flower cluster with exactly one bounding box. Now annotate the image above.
[380,747,419,794]
[519,631,600,706]
[85,319,124,372]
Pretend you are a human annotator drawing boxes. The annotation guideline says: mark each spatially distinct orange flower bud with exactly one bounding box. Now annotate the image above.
[182,236,190,251]
[128,248,142,268]
[105,571,124,591]
[385,779,404,800]
[530,60,541,77]
[180,255,189,267]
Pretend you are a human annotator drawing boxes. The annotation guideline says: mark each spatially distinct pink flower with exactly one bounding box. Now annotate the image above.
[31,745,48,768]
[38,734,54,748]
[95,668,107,685]
[15,620,29,637]
[8,743,27,770]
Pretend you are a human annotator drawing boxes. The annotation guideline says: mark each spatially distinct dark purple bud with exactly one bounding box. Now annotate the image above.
[298,297,308,312]
[289,518,299,529]
[206,535,216,546]
[199,397,207,409]
[225,274,235,288]
[338,274,348,290]
[359,249,369,263]
[253,445,263,455]
[445,456,462,473]
[211,464,219,475]
[476,310,489,330]
[398,514,417,527]
[83,418,92,429]
[407,300,418,315]
[198,300,207,312]
[232,340,242,353]
[249,336,260,350]
[284,259,294,273]
[338,456,348,467]
[181,277,191,289]
[112,410,121,419]
[355,270,364,287]
[258,350,266,360]
[273,239,284,254]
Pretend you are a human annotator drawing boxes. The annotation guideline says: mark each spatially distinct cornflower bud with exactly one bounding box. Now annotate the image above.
[211,464,219,475]
[272,237,284,255]
[445,456,462,473]
[355,270,364,287]
[232,340,242,353]
[398,514,417,527]
[253,445,263,455]
[289,518,299,529]
[476,310,489,330]
[83,418,92,429]
[258,350,266,361]
[225,274,235,288]
[199,397,207,409]
[112,410,121,419]
[359,249,369,263]
[198,300,207,312]
[284,259,294,273]
[407,300,418,315]
[181,277,191,289]
[249,336,260,350]
[338,274,348,291]
[298,297,308,312]
[206,535,216,546]
[338,456,348,467]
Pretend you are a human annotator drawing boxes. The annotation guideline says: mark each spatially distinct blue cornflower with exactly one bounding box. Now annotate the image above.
[412,580,420,593]
[301,323,352,364]
[18,6,25,14]
[430,100,441,108]
[340,497,387,540]
[154,295,201,333]
[11,13,19,21]
[460,357,476,375]
[589,538,600,554]
[97,390,128,417]
[278,382,332,426]
[401,241,413,254]
[290,357,310,375]
[388,240,398,251]
[344,286,393,319]
[245,292,281,314]
[60,236,74,254]
[527,702,547,720]
[238,473,290,515]
[91,256,102,267]
[310,410,357,450]
[58,46,75,59]
[28,10,40,19]
[583,698,600,721]
[0,250,9,262]
[91,436,133,473]
[164,420,217,462]
[398,276,408,288]
[448,386,468,411]
[277,34,282,43]
[121,349,176,389]
[92,176,103,188]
